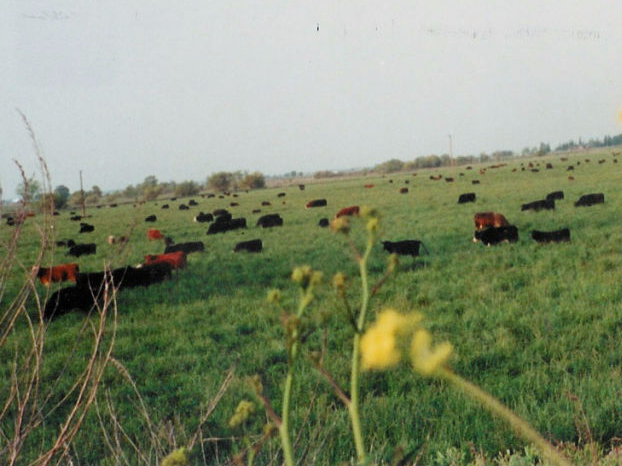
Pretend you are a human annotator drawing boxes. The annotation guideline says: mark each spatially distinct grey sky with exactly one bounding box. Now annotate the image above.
[2,0,621,199]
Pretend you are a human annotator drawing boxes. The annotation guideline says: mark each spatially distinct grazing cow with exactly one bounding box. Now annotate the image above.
[188,199,198,206]
[567,165,574,171]
[429,175,442,180]
[388,179,393,183]
[256,213,283,228]
[521,199,555,212]
[531,229,570,243]
[233,194,239,198]
[144,251,187,269]
[145,214,157,222]
[234,239,263,253]
[277,192,286,198]
[161,204,169,209]
[230,202,239,207]
[207,193,215,198]
[179,204,189,210]
[404,180,410,184]
[546,163,553,169]
[472,180,480,185]
[206,217,247,234]
[70,215,82,221]
[568,176,575,181]
[364,184,374,188]
[194,212,214,223]
[33,263,79,286]
[473,226,519,246]
[546,191,564,201]
[306,199,327,208]
[79,222,95,233]
[109,203,118,208]
[299,184,305,190]
[252,209,261,214]
[458,193,476,204]
[67,243,96,257]
[213,208,230,217]
[170,197,177,201]
[574,193,604,207]
[164,241,205,255]
[261,201,271,206]
[474,212,510,230]
[147,229,164,241]
[445,177,454,182]
[44,286,99,320]
[108,235,116,245]
[531,169,539,173]
[56,239,76,247]
[318,218,329,227]
[382,240,429,257]
[335,206,359,218]
[79,264,173,290]
[399,187,408,194]
[214,212,233,223]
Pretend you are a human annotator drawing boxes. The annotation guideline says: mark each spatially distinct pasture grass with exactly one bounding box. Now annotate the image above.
[2,149,622,464]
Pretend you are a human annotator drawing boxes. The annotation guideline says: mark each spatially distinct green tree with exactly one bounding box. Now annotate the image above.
[174,180,200,197]
[241,172,266,190]
[16,177,41,203]
[90,185,103,198]
[207,172,233,192]
[374,159,404,173]
[53,185,70,209]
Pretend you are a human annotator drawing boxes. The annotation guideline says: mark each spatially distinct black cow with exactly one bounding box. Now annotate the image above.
[70,215,83,221]
[473,226,519,246]
[188,199,198,206]
[207,218,247,234]
[164,241,205,254]
[521,199,554,212]
[207,193,215,198]
[277,192,286,198]
[531,229,570,243]
[234,239,263,253]
[574,193,604,207]
[161,204,169,209]
[472,180,480,184]
[458,193,476,204]
[43,286,99,320]
[213,208,230,217]
[179,204,189,210]
[230,202,239,207]
[252,209,261,214]
[306,199,327,208]
[381,240,429,257]
[545,191,564,201]
[55,239,76,248]
[261,201,271,206]
[318,218,329,227]
[256,213,283,228]
[68,243,96,257]
[399,187,408,194]
[299,184,305,190]
[214,212,233,223]
[145,214,157,222]
[79,222,95,233]
[194,212,214,223]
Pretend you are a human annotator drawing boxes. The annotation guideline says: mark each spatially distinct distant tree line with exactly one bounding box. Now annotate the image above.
[554,133,622,152]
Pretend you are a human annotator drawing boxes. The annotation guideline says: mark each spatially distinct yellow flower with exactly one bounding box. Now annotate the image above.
[266,289,281,304]
[228,400,255,428]
[410,329,453,376]
[161,447,189,466]
[366,218,379,234]
[330,216,350,234]
[332,272,346,291]
[360,309,412,370]
[359,205,379,219]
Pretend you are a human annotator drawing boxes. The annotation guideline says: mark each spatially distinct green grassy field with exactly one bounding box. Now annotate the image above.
[2,150,622,465]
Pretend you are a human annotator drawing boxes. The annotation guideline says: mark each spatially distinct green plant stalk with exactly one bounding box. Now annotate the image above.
[440,368,572,466]
[279,291,310,466]
[348,236,374,463]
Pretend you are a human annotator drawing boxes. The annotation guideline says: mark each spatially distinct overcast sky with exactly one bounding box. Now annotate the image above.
[2,0,621,199]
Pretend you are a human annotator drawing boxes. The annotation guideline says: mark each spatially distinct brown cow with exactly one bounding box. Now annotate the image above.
[144,251,187,269]
[473,212,510,230]
[335,206,360,218]
[33,263,79,286]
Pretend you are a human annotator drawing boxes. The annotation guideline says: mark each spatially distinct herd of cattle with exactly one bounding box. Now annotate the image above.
[8,162,609,320]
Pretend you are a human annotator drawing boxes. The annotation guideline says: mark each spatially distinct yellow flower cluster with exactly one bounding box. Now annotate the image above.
[228,400,256,428]
[291,265,322,290]
[360,309,452,376]
[160,447,189,466]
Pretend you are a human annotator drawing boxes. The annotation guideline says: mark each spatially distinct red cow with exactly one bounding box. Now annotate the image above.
[144,251,186,269]
[147,229,164,241]
[473,212,510,230]
[33,263,79,286]
[335,206,360,218]
[364,184,374,188]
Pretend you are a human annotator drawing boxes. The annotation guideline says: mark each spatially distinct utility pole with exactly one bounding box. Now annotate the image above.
[79,170,86,217]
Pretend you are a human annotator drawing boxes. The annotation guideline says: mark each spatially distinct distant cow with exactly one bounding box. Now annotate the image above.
[458,193,476,204]
[234,239,263,253]
[161,204,169,209]
[521,199,554,212]
[445,177,454,182]
[164,241,205,255]
[214,212,233,223]
[145,214,157,222]
[70,215,83,221]
[546,191,564,201]
[399,188,408,194]
[574,193,604,207]
[318,218,329,227]
[67,243,96,257]
[79,222,95,233]
[144,251,187,269]
[277,192,286,198]
[306,199,327,208]
[382,240,429,257]
[213,208,230,217]
[147,229,164,241]
[230,202,239,207]
[33,263,79,286]
[252,209,261,214]
[194,212,214,223]
[261,201,271,206]
[364,184,374,188]
[55,239,76,248]
[473,226,519,246]
[531,229,570,243]
[335,206,359,218]
[188,199,198,206]
[299,184,305,190]
[256,213,283,228]
[472,180,480,185]
[207,217,247,234]
[179,204,189,210]
[474,212,510,230]
[546,163,553,169]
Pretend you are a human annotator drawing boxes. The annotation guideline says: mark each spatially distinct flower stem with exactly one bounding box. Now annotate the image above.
[439,368,572,466]
[279,365,296,466]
